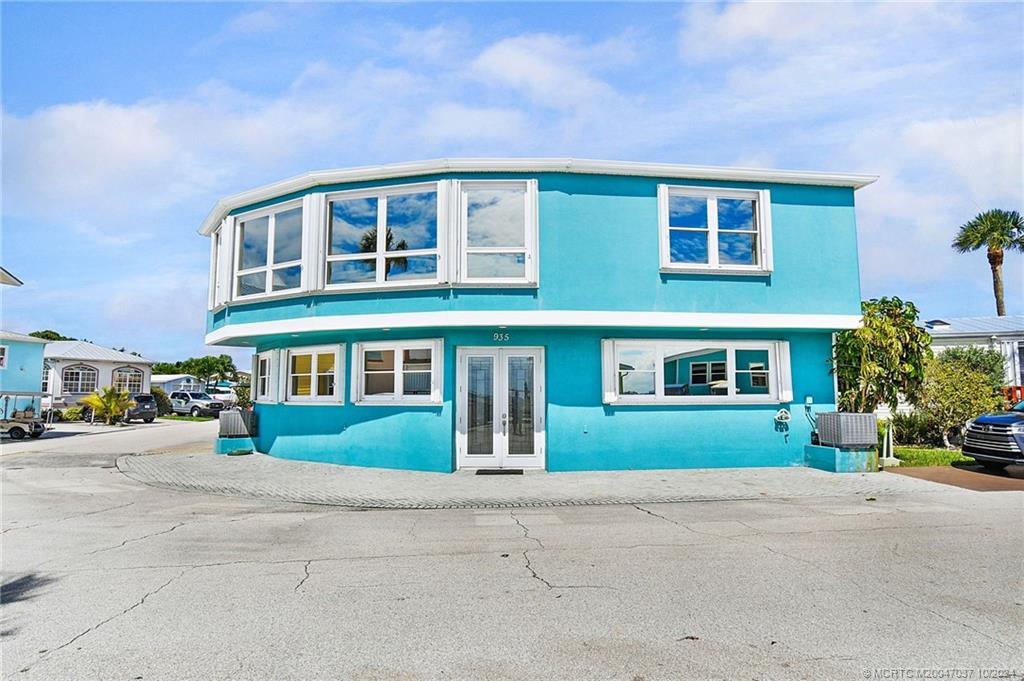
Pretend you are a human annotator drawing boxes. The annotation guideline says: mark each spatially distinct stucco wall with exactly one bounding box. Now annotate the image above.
[252,327,835,472]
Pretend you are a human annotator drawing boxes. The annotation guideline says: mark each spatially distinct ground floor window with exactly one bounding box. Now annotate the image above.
[286,345,343,402]
[62,364,99,394]
[254,352,273,402]
[351,339,443,405]
[601,339,792,404]
[112,366,144,394]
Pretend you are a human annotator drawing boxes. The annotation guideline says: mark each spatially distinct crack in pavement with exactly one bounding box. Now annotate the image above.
[633,504,683,525]
[510,511,613,592]
[85,521,186,555]
[294,560,312,592]
[19,567,193,675]
[1,501,136,534]
[509,511,545,548]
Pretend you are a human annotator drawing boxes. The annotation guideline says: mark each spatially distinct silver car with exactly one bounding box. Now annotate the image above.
[169,391,225,418]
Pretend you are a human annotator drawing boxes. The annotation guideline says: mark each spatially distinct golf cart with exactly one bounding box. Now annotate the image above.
[1,391,49,440]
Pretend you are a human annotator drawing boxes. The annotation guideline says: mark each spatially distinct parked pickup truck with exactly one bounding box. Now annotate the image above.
[963,401,1024,470]
[169,391,225,418]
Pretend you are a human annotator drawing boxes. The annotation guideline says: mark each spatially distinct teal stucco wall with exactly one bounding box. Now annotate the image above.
[0,338,46,416]
[252,327,836,472]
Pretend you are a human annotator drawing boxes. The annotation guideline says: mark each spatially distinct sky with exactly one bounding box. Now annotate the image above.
[2,1,1022,364]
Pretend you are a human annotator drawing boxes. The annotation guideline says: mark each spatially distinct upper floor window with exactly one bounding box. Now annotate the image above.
[658,185,772,274]
[601,339,791,404]
[459,180,538,284]
[326,184,442,288]
[235,202,304,298]
[62,364,98,394]
[112,366,144,394]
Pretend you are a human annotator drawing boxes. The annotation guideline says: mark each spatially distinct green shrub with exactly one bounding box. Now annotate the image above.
[890,412,944,447]
[150,387,172,416]
[933,346,1006,390]
[235,385,252,410]
[62,406,84,422]
[918,359,1003,447]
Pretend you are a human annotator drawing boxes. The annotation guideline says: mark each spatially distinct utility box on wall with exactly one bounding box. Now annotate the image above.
[817,412,877,449]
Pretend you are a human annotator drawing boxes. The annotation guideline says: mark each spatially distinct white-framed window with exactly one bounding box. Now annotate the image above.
[658,185,772,274]
[254,351,273,402]
[601,339,792,404]
[325,183,444,290]
[351,339,443,405]
[457,180,539,285]
[41,360,52,393]
[0,345,7,369]
[112,366,144,394]
[235,200,304,298]
[285,345,344,402]
[62,364,98,394]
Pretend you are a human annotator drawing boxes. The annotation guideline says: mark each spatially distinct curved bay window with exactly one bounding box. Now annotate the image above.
[62,365,98,394]
[113,366,144,394]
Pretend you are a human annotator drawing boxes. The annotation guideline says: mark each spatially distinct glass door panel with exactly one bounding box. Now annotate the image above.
[506,356,535,456]
[467,356,495,456]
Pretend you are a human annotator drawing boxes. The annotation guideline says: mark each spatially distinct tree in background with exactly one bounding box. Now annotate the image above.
[29,330,76,341]
[918,360,1003,448]
[933,346,1006,390]
[80,387,134,425]
[153,355,238,388]
[832,297,933,413]
[150,387,173,416]
[951,209,1024,316]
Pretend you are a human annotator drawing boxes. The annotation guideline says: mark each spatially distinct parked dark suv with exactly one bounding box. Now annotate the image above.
[963,401,1024,470]
[123,393,158,423]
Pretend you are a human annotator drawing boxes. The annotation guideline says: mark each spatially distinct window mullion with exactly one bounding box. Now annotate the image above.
[726,347,737,397]
[396,348,405,399]
[376,194,387,284]
[708,197,719,268]
[655,343,666,398]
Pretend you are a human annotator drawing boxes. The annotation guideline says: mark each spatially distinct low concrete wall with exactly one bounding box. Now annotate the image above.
[216,437,255,455]
[804,444,877,473]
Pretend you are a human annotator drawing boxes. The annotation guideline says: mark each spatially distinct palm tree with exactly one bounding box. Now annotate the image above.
[81,387,134,425]
[952,209,1024,316]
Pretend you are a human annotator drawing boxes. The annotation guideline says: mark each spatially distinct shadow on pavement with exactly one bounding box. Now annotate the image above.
[1,573,59,605]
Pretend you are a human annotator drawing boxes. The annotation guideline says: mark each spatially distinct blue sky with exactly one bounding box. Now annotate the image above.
[2,2,1022,363]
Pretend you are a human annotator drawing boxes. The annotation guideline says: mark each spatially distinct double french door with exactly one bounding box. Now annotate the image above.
[456,347,545,470]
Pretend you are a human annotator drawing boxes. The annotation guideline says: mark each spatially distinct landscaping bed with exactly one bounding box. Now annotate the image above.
[894,446,972,468]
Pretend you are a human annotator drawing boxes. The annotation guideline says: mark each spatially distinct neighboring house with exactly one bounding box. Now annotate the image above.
[0,331,49,416]
[925,317,1024,386]
[151,374,205,393]
[43,341,154,408]
[200,158,875,472]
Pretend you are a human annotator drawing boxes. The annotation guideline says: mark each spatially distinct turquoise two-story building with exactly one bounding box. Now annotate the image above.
[202,159,874,472]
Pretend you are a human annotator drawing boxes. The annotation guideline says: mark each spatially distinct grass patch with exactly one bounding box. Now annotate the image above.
[895,446,972,467]
[160,414,216,422]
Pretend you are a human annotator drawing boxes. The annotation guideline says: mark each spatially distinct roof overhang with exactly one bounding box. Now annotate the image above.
[205,310,863,346]
[198,158,879,236]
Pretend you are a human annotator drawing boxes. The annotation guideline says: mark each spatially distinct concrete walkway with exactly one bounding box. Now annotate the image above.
[117,451,950,508]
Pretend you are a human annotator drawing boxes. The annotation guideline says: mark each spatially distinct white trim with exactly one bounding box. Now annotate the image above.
[658,184,772,275]
[206,311,861,345]
[601,339,792,405]
[283,344,344,403]
[350,338,443,406]
[233,198,305,302]
[199,158,877,235]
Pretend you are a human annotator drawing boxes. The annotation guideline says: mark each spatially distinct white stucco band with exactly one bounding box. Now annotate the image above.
[206,311,862,345]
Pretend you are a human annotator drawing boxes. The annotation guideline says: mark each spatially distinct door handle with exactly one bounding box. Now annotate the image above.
[501,413,507,435]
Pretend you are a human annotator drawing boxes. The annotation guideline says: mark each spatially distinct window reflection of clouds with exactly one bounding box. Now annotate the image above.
[618,347,656,371]
[328,259,376,284]
[718,232,756,265]
[466,253,525,278]
[467,189,525,247]
[387,255,437,281]
[240,216,269,269]
[386,192,437,251]
[272,265,301,291]
[237,271,266,296]
[669,230,709,264]
[717,199,755,231]
[273,208,303,263]
[330,197,378,255]
[669,196,708,228]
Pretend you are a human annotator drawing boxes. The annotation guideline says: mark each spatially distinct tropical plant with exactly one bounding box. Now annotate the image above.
[80,387,134,425]
[61,406,84,422]
[150,387,173,416]
[951,209,1024,316]
[234,385,252,410]
[918,359,1003,448]
[832,297,933,413]
[889,411,943,447]
[933,346,1006,390]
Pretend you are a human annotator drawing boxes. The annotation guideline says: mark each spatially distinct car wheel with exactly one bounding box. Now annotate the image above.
[7,427,26,440]
[981,461,1008,471]
[191,407,201,417]
[144,417,154,423]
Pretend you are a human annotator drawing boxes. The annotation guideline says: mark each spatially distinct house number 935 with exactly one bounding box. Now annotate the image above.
[492,332,510,342]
